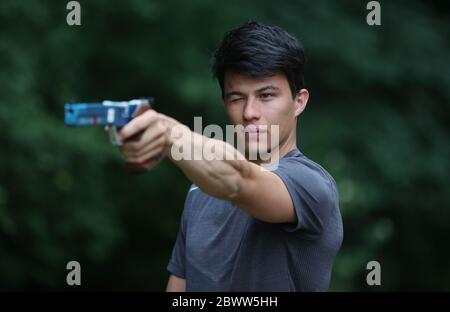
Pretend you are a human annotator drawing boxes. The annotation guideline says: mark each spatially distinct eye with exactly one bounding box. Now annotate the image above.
[230,97,244,103]
[259,93,275,100]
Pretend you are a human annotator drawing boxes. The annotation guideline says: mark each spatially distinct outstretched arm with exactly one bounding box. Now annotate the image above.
[118,110,295,224]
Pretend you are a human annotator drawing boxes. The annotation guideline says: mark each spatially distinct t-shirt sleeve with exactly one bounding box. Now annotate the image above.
[167,191,192,279]
[167,223,186,278]
[273,157,335,238]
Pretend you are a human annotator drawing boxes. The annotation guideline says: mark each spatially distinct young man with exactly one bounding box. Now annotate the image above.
[117,21,343,291]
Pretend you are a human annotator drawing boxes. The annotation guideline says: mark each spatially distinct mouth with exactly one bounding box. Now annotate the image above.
[243,125,268,135]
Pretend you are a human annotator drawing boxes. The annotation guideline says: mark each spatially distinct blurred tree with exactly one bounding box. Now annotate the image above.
[0,0,448,291]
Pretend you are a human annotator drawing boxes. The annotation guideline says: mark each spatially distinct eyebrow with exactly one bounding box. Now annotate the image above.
[255,85,280,93]
[224,85,281,99]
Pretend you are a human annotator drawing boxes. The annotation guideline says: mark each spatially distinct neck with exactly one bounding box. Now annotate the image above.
[250,134,297,167]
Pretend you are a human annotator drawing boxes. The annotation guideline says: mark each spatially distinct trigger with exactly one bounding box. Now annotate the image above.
[108,126,122,146]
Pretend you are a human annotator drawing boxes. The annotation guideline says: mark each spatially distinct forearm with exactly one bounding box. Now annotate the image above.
[166,274,186,292]
[119,111,293,223]
[163,116,250,201]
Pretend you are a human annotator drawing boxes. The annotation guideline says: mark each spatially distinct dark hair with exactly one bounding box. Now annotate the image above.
[212,21,306,99]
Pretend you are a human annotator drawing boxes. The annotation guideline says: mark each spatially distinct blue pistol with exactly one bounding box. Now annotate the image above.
[64,98,154,145]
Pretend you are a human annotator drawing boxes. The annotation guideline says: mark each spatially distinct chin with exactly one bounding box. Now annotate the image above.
[244,142,272,161]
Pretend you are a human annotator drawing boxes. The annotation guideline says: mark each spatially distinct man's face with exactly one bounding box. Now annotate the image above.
[222,70,308,162]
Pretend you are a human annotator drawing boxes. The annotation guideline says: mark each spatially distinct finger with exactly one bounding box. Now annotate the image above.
[126,153,163,173]
[119,109,159,141]
[120,126,165,155]
[119,133,165,161]
[133,134,167,160]
[126,146,164,164]
[121,115,167,152]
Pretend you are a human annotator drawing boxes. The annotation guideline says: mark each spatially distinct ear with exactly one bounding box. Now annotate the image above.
[294,89,309,118]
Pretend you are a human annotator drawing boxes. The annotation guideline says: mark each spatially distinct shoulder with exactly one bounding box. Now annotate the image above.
[273,149,337,205]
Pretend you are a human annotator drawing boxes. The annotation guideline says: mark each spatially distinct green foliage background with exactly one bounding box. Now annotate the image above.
[0,0,449,291]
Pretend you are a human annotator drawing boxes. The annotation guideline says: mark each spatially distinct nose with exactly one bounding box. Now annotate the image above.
[243,97,261,121]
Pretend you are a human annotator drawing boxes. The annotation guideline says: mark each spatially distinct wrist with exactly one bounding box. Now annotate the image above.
[162,115,190,159]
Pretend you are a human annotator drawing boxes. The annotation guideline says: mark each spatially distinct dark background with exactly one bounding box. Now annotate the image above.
[0,0,449,291]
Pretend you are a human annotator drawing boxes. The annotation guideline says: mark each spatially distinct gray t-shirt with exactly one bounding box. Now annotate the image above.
[167,148,343,291]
